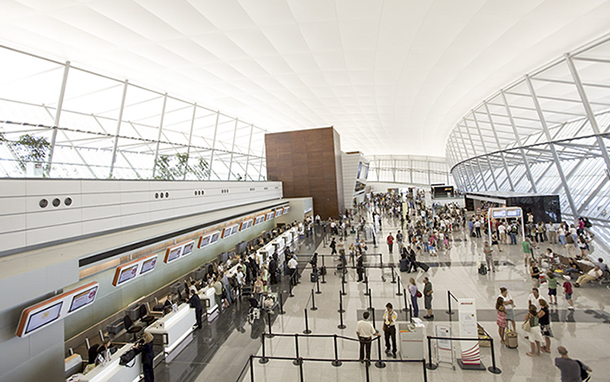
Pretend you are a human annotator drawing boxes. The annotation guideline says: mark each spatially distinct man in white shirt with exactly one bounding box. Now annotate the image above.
[288,256,298,286]
[526,288,547,310]
[575,266,603,287]
[356,311,380,363]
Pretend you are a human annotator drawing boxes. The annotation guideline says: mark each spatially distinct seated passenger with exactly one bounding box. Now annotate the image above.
[575,266,603,287]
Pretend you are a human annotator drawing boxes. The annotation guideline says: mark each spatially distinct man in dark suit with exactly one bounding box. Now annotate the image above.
[189,289,203,330]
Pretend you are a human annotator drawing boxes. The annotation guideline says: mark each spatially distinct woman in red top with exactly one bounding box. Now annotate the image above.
[496,296,507,343]
[563,280,574,310]
[387,233,394,254]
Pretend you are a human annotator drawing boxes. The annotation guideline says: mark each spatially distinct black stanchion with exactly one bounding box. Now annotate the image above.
[396,275,403,296]
[298,357,304,382]
[267,310,274,338]
[259,333,269,364]
[365,359,371,382]
[375,337,386,368]
[338,291,345,313]
[364,276,370,296]
[425,336,437,370]
[391,266,396,283]
[303,309,312,334]
[293,334,302,365]
[341,269,346,284]
[338,305,346,329]
[321,256,327,284]
[278,292,286,315]
[446,291,455,315]
[316,277,321,294]
[422,359,428,382]
[488,338,502,374]
[250,355,255,382]
[341,275,347,296]
[310,289,318,311]
[289,276,295,298]
[331,334,342,367]
[403,289,408,313]
[368,288,373,311]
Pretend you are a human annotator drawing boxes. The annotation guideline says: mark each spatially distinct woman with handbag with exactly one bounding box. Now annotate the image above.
[523,305,542,356]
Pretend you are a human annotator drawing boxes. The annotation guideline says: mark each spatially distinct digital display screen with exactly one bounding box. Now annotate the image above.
[255,215,265,225]
[210,232,220,244]
[25,302,63,335]
[283,207,290,215]
[166,246,182,263]
[241,220,253,231]
[357,162,363,179]
[492,210,506,218]
[266,212,275,220]
[68,286,98,313]
[506,209,521,217]
[222,227,232,239]
[182,241,194,257]
[275,210,282,218]
[140,257,157,274]
[117,264,139,284]
[231,225,239,235]
[199,235,211,248]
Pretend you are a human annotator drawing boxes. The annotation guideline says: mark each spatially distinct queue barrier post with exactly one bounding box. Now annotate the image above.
[375,337,386,369]
[487,337,502,374]
[293,334,302,366]
[267,310,274,338]
[303,309,312,334]
[403,289,408,313]
[321,256,327,284]
[391,266,396,283]
[338,301,346,329]
[278,292,286,315]
[368,288,373,311]
[250,355,255,382]
[259,333,269,364]
[425,335,437,370]
[396,275,403,296]
[341,273,347,296]
[310,289,318,311]
[331,334,342,367]
[446,291,455,315]
[289,276,295,298]
[338,291,345,313]
[316,277,321,294]
[364,276,370,296]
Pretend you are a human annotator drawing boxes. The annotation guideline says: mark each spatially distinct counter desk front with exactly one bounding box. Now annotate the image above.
[78,344,142,382]
[145,303,196,362]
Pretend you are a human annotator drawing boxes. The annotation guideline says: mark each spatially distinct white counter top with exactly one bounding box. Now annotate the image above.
[79,344,141,382]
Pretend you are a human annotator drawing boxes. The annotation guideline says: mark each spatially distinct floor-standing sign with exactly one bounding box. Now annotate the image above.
[435,324,454,366]
[457,298,485,370]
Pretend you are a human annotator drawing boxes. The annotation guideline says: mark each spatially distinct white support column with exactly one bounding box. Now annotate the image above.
[46,61,70,176]
[470,112,499,189]
[109,80,128,178]
[151,93,168,179]
[183,103,197,180]
[500,90,537,193]
[525,75,578,215]
[227,118,239,180]
[484,101,515,191]
[208,112,220,180]
[245,123,254,180]
[565,53,610,176]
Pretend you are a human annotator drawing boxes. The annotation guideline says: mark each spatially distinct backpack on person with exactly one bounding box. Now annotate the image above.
[576,360,591,381]
[478,263,487,275]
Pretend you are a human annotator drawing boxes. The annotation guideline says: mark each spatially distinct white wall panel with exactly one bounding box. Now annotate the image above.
[0,179,282,254]
[0,179,26,197]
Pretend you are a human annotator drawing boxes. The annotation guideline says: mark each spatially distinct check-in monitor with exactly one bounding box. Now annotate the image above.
[140,257,157,275]
[25,302,63,335]
[117,264,139,285]
[182,241,195,257]
[68,285,99,313]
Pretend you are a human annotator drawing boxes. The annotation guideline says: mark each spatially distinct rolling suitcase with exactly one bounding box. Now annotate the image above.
[310,272,319,283]
[478,263,487,275]
[399,258,409,272]
[320,266,327,276]
[417,262,430,272]
[505,330,518,348]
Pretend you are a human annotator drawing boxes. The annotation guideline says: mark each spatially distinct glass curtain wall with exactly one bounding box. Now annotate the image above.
[446,34,610,241]
[368,155,451,186]
[0,45,267,181]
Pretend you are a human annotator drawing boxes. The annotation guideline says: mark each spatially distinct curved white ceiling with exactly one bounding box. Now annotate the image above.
[2,0,610,157]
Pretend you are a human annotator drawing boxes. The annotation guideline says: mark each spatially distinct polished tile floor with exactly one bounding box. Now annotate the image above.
[157,214,610,382]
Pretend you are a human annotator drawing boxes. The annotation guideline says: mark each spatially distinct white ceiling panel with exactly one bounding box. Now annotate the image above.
[2,0,610,156]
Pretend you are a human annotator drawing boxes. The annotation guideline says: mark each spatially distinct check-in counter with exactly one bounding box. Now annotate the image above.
[199,286,217,314]
[78,344,142,382]
[145,303,195,358]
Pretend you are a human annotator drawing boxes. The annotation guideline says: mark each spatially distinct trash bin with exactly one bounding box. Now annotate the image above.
[399,322,424,359]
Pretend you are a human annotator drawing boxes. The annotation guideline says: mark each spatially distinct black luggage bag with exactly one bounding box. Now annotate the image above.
[311,272,319,282]
[417,262,430,272]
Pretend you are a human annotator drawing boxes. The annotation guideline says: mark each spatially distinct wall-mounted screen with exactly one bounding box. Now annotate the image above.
[266,212,275,221]
[240,219,253,231]
[275,209,283,218]
[210,231,220,244]
[255,215,265,225]
[140,256,157,275]
[165,246,182,263]
[117,264,139,285]
[199,235,211,248]
[68,285,99,313]
[231,224,239,235]
[506,209,521,217]
[222,227,232,239]
[492,210,506,218]
[182,241,195,257]
[25,302,63,335]
[283,207,290,215]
